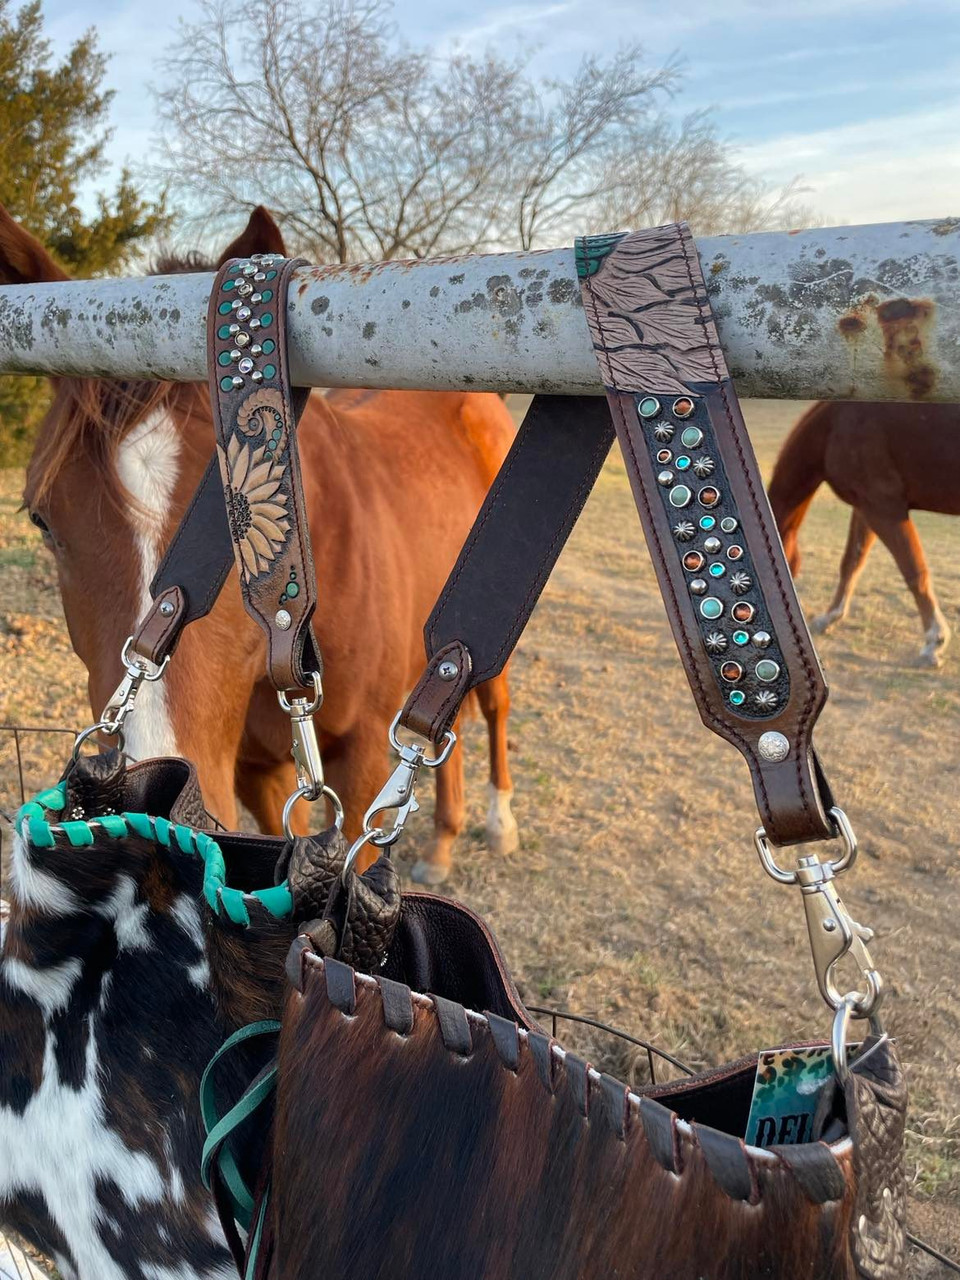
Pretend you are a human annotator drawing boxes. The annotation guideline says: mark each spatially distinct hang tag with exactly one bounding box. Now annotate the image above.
[744,1046,834,1148]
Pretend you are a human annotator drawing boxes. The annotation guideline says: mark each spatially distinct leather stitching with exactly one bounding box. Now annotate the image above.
[301,951,851,1207]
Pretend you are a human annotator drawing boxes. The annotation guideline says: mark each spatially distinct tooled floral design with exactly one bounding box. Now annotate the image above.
[237,387,287,456]
[221,431,290,580]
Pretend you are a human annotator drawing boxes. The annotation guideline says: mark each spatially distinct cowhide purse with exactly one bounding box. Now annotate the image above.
[3,226,905,1280]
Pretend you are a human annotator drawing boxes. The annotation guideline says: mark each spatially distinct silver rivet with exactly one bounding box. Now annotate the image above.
[229,348,242,362]
[235,332,250,347]
[230,376,243,389]
[159,600,175,617]
[238,357,255,374]
[228,323,240,335]
[237,281,253,296]
[249,292,262,304]
[438,660,459,681]
[236,306,252,321]
[275,609,292,630]
[242,263,257,276]
[657,470,674,487]
[249,317,261,331]
[758,730,790,762]
[689,578,707,595]
[823,919,837,932]
[250,343,263,357]
[251,369,264,383]
[752,630,772,648]
[253,271,266,281]
[704,536,722,554]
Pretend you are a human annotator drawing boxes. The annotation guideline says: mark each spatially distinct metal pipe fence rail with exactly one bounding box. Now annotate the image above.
[0,219,957,401]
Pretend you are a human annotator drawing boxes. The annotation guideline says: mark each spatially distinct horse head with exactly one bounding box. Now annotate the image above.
[1,204,287,829]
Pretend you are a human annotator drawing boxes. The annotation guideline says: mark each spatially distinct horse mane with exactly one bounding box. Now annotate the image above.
[26,251,215,511]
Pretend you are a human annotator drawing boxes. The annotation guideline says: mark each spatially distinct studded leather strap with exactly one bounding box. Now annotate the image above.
[207,255,321,692]
[577,225,834,845]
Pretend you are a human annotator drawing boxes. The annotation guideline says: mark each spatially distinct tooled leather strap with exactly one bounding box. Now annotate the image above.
[131,254,321,692]
[402,224,833,846]
[578,225,833,845]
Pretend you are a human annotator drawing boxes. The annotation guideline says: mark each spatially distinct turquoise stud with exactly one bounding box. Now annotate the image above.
[220,375,237,391]
[708,562,725,578]
[260,312,273,327]
[681,426,703,448]
[218,302,234,315]
[668,485,692,508]
[699,515,716,531]
[261,339,276,354]
[221,279,236,291]
[218,324,233,339]
[732,630,749,646]
[638,396,661,419]
[676,455,691,471]
[729,689,746,707]
[700,597,724,620]
[266,269,277,280]
[217,351,232,366]
[720,517,738,533]
[263,363,277,379]
[260,289,273,302]
[755,659,780,683]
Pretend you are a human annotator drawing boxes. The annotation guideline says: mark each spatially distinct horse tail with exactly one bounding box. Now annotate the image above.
[768,403,832,576]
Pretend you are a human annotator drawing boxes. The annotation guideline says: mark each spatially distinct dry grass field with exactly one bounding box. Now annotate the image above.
[1,398,958,1275]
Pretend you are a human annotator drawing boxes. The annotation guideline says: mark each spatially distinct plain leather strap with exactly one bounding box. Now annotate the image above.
[398,394,615,743]
[577,224,833,845]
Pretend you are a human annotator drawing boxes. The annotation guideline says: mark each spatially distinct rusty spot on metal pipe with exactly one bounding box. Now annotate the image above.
[877,297,937,399]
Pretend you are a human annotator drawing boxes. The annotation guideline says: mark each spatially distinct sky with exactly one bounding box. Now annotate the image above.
[41,0,960,231]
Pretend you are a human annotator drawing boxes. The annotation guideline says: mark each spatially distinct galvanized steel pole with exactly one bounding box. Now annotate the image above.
[0,218,956,400]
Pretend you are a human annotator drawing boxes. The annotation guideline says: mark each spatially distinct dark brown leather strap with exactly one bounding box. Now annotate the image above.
[206,254,321,692]
[398,394,614,741]
[402,224,833,847]
[578,225,833,845]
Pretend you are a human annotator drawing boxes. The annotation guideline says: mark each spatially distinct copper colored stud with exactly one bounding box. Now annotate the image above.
[683,550,705,572]
[656,448,673,464]
[720,660,744,683]
[727,544,744,560]
[672,397,695,419]
[731,601,755,624]
[698,486,721,508]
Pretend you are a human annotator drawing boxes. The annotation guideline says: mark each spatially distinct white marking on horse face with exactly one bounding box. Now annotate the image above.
[95,875,151,951]
[1,957,82,1015]
[115,408,181,762]
[9,832,80,916]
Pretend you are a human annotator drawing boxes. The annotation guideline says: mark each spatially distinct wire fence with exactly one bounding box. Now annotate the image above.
[1,723,958,1276]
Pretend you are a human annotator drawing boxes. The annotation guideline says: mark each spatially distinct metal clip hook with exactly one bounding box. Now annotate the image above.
[796,854,883,1017]
[288,699,325,801]
[364,743,424,848]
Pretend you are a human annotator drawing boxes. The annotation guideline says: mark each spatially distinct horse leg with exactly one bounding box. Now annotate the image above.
[411,728,465,886]
[864,511,951,666]
[476,671,519,856]
[236,755,305,835]
[321,723,393,873]
[811,509,877,633]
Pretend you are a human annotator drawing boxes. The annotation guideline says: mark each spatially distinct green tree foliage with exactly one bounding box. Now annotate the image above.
[0,0,168,465]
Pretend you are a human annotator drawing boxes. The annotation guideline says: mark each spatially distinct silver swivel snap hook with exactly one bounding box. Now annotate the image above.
[278,672,344,840]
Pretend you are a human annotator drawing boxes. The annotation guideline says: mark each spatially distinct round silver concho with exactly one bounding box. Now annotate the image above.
[275,608,292,630]
[757,730,790,762]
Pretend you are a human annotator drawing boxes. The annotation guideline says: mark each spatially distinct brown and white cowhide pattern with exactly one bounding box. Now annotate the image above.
[0,761,281,1280]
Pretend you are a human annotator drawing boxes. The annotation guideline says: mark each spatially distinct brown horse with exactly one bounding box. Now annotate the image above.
[2,203,519,883]
[769,400,957,666]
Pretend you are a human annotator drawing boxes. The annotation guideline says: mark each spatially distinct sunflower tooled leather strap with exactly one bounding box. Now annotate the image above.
[206,254,321,693]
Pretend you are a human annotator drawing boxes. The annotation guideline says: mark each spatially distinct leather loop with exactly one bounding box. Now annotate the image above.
[207,255,322,692]
[130,586,186,666]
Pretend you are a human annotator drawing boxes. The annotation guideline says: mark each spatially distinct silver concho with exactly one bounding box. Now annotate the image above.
[757,730,789,760]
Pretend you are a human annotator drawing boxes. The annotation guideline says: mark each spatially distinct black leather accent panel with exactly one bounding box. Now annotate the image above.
[564,1054,590,1117]
[599,1073,628,1139]
[323,957,356,1014]
[528,1032,556,1093]
[378,978,414,1036]
[694,1124,754,1201]
[773,1142,846,1204]
[485,1012,520,1071]
[433,996,473,1056]
[639,1097,678,1172]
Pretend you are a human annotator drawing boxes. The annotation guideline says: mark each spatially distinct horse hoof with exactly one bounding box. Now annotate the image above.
[410,859,451,885]
[917,648,942,668]
[487,824,520,856]
[811,613,837,634]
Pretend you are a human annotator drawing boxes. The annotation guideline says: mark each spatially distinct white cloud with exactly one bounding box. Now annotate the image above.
[735,103,960,223]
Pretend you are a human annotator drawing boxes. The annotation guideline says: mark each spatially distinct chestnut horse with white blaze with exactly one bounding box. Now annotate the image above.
[769,399,957,666]
[3,203,519,883]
